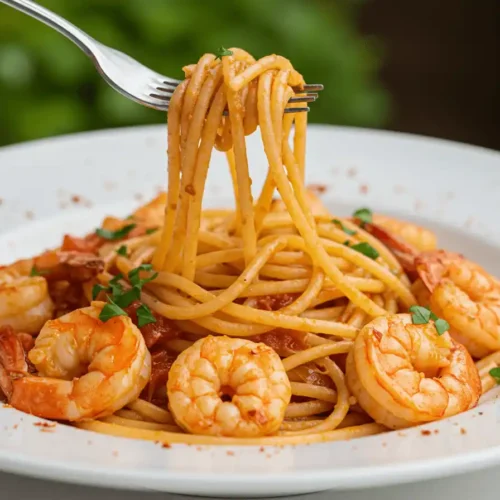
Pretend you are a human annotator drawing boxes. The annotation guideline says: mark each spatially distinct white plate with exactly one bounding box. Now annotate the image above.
[1,125,500,498]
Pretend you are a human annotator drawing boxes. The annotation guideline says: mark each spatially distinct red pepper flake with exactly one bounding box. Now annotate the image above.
[71,195,81,204]
[259,446,265,453]
[460,428,467,435]
[34,421,56,428]
[434,429,439,434]
[162,442,171,449]
[226,450,235,456]
[421,430,431,436]
[359,184,369,195]
[12,424,18,430]
[308,183,327,195]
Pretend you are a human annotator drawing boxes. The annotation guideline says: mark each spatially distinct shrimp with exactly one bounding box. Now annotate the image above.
[415,250,500,358]
[346,314,480,429]
[2,302,151,420]
[370,214,437,252]
[0,326,34,399]
[0,251,103,334]
[167,335,291,437]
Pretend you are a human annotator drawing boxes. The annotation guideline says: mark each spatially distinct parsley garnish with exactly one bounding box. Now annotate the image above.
[345,241,379,260]
[116,245,128,256]
[136,304,157,327]
[95,224,136,241]
[434,318,450,335]
[145,228,158,235]
[128,264,158,288]
[97,264,158,324]
[332,219,357,236]
[29,266,48,277]
[409,305,434,324]
[215,46,233,59]
[92,283,110,301]
[353,207,372,227]
[409,305,449,335]
[99,298,128,322]
[489,367,500,384]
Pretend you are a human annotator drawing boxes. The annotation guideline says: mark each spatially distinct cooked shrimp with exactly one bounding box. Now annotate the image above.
[346,314,480,429]
[167,335,291,437]
[0,251,103,334]
[0,326,34,399]
[3,302,151,420]
[370,214,437,252]
[416,250,500,358]
[0,261,54,334]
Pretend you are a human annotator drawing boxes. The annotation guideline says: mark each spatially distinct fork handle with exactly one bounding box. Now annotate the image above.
[0,0,99,56]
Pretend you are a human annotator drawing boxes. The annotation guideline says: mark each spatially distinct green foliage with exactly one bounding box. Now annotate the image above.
[0,0,389,146]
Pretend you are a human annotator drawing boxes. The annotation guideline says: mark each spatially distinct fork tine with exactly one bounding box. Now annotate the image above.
[300,84,324,92]
[289,95,317,104]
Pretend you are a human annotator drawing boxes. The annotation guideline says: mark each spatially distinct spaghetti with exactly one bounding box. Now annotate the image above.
[0,48,497,446]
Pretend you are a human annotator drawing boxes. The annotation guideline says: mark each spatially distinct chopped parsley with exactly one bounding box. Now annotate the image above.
[434,318,450,335]
[409,305,450,335]
[29,266,48,277]
[92,283,110,301]
[99,298,128,322]
[96,264,158,327]
[136,304,157,327]
[145,228,158,235]
[353,207,372,227]
[345,241,379,260]
[215,46,233,59]
[489,367,500,384]
[95,224,136,241]
[332,219,357,236]
[116,245,128,256]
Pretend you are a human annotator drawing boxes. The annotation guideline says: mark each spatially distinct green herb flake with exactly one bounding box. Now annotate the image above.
[214,46,233,59]
[409,305,432,325]
[489,367,500,384]
[409,305,449,335]
[145,228,158,235]
[99,298,128,322]
[434,318,450,335]
[128,264,158,287]
[95,223,136,241]
[136,304,157,327]
[332,219,357,236]
[29,266,48,277]
[116,245,128,256]
[113,286,141,308]
[349,242,380,260]
[353,207,373,227]
[92,283,110,301]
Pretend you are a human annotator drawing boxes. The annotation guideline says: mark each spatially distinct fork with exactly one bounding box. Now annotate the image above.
[1,0,323,113]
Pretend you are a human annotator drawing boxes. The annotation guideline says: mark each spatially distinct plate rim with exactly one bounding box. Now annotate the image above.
[1,124,500,495]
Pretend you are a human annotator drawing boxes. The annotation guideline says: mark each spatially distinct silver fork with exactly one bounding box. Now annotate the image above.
[1,0,323,113]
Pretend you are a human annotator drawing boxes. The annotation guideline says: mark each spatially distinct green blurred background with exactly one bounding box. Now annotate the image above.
[0,0,498,149]
[0,0,388,146]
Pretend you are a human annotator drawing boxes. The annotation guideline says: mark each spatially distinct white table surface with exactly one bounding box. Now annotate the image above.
[1,467,498,500]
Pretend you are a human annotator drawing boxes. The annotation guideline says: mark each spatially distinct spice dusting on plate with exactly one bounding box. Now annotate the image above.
[421,430,431,436]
